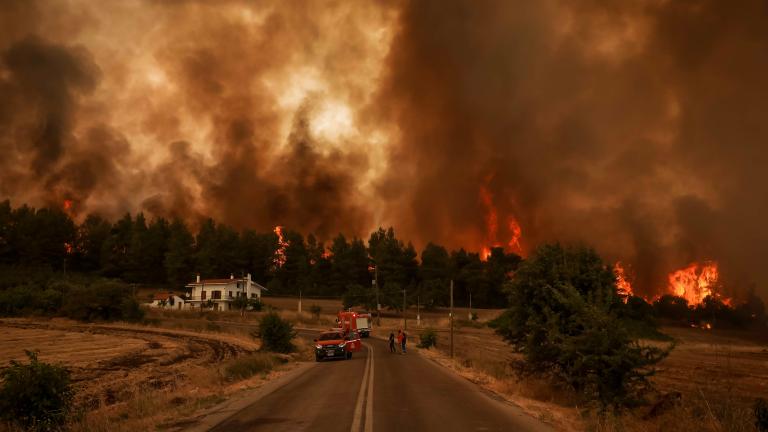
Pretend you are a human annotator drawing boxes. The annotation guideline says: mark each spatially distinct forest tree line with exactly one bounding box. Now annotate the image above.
[0,201,521,309]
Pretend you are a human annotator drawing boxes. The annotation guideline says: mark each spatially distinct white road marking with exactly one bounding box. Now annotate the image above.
[351,343,372,432]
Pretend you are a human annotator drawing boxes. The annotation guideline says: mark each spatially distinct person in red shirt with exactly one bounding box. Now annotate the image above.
[396,330,404,354]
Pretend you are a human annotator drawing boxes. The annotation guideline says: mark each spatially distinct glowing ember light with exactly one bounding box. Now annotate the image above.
[64,242,73,255]
[614,262,633,302]
[273,226,288,267]
[667,261,724,306]
[63,199,73,211]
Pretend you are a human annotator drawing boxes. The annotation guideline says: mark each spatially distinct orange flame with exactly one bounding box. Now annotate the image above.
[478,177,523,260]
[273,226,288,267]
[667,261,724,306]
[614,262,633,302]
[63,199,73,210]
[508,217,522,254]
[480,246,491,261]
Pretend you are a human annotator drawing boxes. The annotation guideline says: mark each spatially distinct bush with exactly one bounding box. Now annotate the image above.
[0,286,63,316]
[309,304,322,320]
[254,312,296,353]
[61,280,144,322]
[223,354,282,381]
[418,328,437,349]
[0,351,73,431]
[248,298,263,311]
[490,243,672,408]
[756,398,768,432]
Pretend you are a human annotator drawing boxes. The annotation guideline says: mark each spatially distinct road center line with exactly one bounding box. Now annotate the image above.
[350,343,371,432]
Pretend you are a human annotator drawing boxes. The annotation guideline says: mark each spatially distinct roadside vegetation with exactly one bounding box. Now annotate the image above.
[253,312,296,353]
[0,351,73,431]
[418,328,437,349]
[222,353,285,382]
[491,244,672,408]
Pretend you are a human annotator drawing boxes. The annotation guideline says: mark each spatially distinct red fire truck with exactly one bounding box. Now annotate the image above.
[337,311,372,338]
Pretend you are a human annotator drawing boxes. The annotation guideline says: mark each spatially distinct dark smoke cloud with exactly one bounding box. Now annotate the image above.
[376,0,768,298]
[0,0,766,299]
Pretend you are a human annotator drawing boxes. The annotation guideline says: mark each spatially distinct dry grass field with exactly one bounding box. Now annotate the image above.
[0,316,309,432]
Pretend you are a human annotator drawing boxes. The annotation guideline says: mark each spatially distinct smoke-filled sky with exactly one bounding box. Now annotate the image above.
[1,0,767,299]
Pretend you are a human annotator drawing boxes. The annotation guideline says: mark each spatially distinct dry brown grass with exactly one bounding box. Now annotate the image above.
[0,317,312,432]
[378,317,768,432]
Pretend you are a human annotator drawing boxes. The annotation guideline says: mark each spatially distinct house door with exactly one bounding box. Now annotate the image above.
[213,303,219,311]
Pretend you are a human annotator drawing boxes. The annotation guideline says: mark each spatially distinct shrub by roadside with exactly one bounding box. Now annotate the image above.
[418,328,437,349]
[222,353,286,382]
[0,351,74,431]
[253,312,296,353]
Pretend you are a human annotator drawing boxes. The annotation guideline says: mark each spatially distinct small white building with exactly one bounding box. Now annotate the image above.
[149,292,187,310]
[186,273,265,311]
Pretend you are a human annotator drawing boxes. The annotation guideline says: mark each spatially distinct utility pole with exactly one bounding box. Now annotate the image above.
[468,289,472,320]
[403,288,407,331]
[417,295,421,328]
[450,279,454,359]
[298,289,302,315]
[374,265,381,326]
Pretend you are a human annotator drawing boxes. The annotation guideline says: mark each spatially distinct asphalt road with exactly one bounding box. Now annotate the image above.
[209,334,551,432]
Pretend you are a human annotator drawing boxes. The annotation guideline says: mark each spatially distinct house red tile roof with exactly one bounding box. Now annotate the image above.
[153,292,174,301]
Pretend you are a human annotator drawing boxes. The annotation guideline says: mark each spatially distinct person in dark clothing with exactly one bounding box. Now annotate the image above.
[389,332,396,353]
[401,331,407,353]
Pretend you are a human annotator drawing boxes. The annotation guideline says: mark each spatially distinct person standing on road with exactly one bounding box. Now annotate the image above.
[396,330,403,354]
[389,332,396,353]
[401,330,407,354]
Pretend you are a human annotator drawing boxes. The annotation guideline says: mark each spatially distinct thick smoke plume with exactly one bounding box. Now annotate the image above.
[0,0,766,299]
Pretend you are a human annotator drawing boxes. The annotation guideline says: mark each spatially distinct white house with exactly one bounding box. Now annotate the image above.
[185,273,265,311]
[149,292,187,310]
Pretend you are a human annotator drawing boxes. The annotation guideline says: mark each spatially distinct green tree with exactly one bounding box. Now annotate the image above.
[329,234,371,296]
[74,214,111,272]
[100,213,133,278]
[491,243,671,407]
[240,229,277,285]
[194,218,219,278]
[144,217,170,283]
[368,227,418,308]
[165,218,195,288]
[420,243,450,308]
[274,230,310,296]
[0,350,73,431]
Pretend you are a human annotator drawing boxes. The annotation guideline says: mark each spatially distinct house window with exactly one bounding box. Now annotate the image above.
[229,291,233,298]
[212,290,221,299]
[251,293,256,298]
[201,290,206,300]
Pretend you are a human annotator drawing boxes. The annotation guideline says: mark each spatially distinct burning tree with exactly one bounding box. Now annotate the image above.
[491,243,672,408]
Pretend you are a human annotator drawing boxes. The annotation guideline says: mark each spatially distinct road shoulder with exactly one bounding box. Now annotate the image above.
[181,361,316,432]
